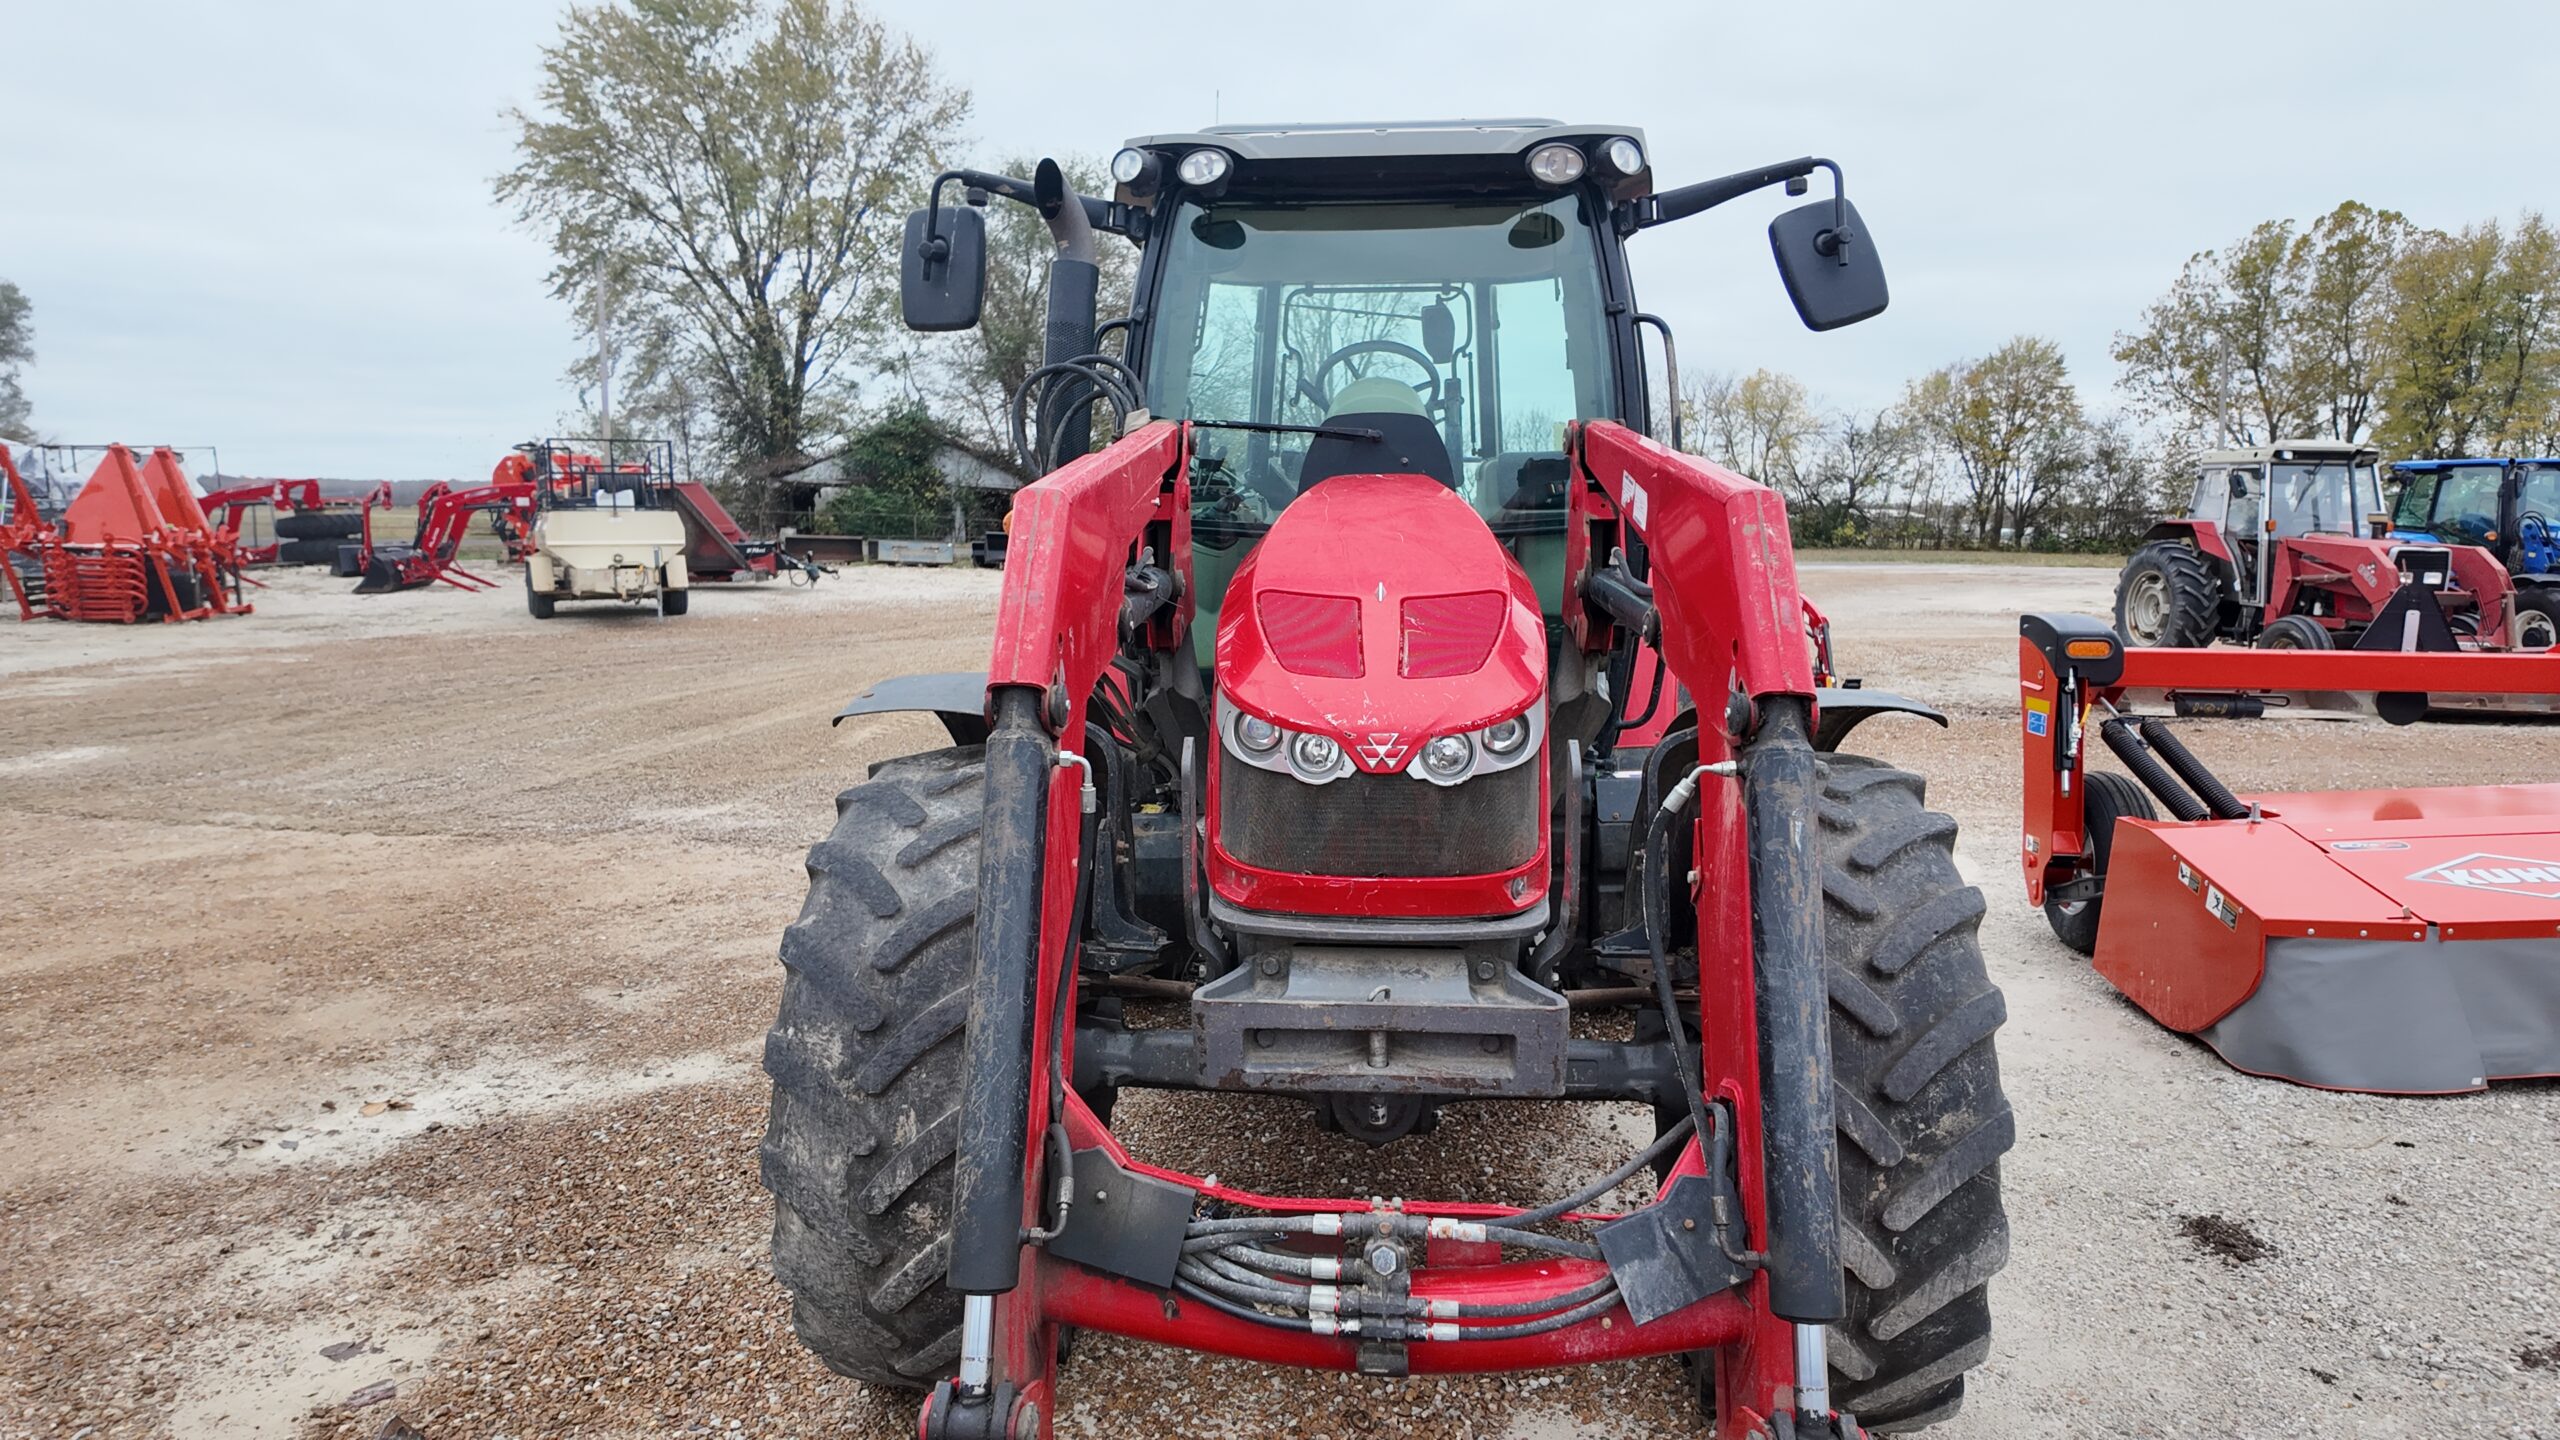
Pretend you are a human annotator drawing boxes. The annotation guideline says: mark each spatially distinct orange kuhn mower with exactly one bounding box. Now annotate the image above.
[762,123,2012,1440]
[2020,614,2560,1092]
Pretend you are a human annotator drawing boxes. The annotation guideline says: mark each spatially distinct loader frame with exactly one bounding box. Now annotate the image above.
[925,415,1847,1439]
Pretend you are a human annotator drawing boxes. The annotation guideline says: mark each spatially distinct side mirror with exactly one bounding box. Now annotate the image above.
[901,204,987,332]
[1769,197,1887,332]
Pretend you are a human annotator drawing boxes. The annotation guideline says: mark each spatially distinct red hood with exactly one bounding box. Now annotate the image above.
[1215,474,1545,772]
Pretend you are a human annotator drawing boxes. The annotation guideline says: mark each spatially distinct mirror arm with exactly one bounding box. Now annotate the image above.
[923,167,1138,256]
[1638,155,1851,245]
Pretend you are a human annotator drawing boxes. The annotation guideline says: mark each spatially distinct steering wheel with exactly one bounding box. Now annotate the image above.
[1303,340,1444,413]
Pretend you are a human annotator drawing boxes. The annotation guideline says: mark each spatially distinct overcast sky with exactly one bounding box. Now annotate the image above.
[7,0,2554,479]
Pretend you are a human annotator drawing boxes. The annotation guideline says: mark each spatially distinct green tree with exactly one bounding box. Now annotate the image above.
[1904,337,2087,547]
[2375,213,2560,457]
[0,280,33,443]
[2114,204,2409,447]
[498,0,968,518]
[1683,368,1820,496]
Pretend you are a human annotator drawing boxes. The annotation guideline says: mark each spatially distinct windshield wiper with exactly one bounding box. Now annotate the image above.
[1186,419,1382,444]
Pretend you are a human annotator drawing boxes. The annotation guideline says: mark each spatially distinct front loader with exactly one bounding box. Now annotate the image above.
[762,123,2013,1439]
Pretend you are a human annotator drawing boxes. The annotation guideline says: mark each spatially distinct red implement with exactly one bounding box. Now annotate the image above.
[2020,615,2560,1091]
[3,443,252,623]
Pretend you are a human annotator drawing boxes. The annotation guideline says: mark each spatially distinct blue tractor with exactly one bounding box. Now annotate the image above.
[2388,457,2560,649]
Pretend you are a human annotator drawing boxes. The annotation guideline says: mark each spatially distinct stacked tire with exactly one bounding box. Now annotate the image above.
[275,510,363,566]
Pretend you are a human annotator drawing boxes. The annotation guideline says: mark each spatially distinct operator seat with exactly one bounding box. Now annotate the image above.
[1298,376,1456,492]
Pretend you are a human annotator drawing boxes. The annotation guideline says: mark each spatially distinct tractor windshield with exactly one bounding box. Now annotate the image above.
[1143,194,1609,523]
[1142,194,1611,646]
[2268,460,2382,538]
[2393,463,2504,547]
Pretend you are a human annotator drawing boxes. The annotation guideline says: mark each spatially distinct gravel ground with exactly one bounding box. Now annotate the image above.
[2,561,2556,1439]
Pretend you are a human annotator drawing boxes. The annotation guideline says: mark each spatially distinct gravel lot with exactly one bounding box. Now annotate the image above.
[2,561,2556,1439]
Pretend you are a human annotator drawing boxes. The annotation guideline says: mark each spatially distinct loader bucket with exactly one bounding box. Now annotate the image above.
[352,547,426,594]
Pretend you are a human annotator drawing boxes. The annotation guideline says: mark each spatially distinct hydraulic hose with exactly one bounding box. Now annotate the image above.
[2097,717,2208,822]
[2138,719,2247,819]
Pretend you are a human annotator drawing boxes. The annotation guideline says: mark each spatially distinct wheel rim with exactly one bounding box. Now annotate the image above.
[2520,612,2558,652]
[2124,572,2169,644]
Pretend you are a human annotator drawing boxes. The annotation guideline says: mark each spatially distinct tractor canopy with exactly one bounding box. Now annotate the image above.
[2176,440,2386,542]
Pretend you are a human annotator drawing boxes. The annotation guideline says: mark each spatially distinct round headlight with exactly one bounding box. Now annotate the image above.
[1176,148,1232,187]
[1481,716,1529,756]
[1110,147,1149,185]
[1602,137,1645,176]
[1236,713,1282,754]
[1422,734,1474,777]
[1289,732,1340,777]
[1526,143,1587,186]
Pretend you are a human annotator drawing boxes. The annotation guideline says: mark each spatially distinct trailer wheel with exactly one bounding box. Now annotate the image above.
[1815,755,2014,1430]
[659,586,689,616]
[2514,592,2559,651]
[2040,771,2155,957]
[525,569,555,620]
[761,747,982,1390]
[2114,542,2219,647]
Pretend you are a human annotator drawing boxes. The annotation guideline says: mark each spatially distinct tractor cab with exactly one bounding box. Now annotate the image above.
[2390,457,2560,574]
[2184,441,2386,586]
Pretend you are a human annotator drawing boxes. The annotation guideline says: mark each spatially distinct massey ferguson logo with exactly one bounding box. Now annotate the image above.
[1353,733,1411,769]
[2357,562,2380,587]
[2408,853,2560,900]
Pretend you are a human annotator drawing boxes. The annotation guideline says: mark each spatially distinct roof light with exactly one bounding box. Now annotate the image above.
[1526,143,1587,186]
[1176,148,1232,187]
[1601,137,1645,176]
[1110,148,1148,184]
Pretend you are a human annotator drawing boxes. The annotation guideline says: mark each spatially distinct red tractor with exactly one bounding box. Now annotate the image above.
[2114,440,2521,651]
[767,125,2011,1440]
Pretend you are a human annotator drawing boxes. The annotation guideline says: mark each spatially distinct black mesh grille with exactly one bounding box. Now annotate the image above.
[1219,760,1539,877]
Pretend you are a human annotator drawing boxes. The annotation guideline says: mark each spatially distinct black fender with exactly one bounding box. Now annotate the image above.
[831,670,991,745]
[1811,686,1948,752]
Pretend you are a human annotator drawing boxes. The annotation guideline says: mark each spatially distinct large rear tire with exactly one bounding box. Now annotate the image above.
[1818,756,2014,1430]
[2113,541,2219,647]
[760,748,981,1389]
[2040,770,2156,956]
[2513,589,2559,652]
[275,510,363,540]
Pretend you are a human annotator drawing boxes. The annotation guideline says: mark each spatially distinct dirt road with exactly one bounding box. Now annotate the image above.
[3,563,2555,1439]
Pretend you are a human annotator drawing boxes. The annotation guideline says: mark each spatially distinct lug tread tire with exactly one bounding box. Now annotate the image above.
[2114,541,2221,647]
[1821,755,2013,1432]
[275,510,363,539]
[761,747,983,1390]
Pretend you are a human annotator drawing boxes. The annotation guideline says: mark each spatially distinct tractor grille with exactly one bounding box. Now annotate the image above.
[1219,760,1539,878]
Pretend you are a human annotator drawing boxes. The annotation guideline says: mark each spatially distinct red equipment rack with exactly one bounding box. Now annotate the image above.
[3,442,254,623]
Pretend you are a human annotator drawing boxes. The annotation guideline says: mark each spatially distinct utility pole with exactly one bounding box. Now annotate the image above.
[594,263,616,451]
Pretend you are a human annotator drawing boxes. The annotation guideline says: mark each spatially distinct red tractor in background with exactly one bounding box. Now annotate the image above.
[763,124,2010,1440]
[2114,440,2523,652]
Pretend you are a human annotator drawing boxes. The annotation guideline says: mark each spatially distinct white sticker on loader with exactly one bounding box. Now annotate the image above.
[2203,884,2240,929]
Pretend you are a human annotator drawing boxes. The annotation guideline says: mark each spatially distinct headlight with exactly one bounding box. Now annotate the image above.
[1236,713,1281,754]
[1110,147,1148,184]
[1289,732,1341,779]
[1421,734,1473,778]
[1176,148,1232,187]
[1405,708,1545,787]
[1601,137,1645,176]
[1526,143,1586,186]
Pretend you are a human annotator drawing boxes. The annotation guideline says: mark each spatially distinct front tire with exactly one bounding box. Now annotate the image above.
[2254,614,2331,650]
[2514,590,2559,651]
[2114,541,2219,647]
[1819,756,2014,1430]
[760,748,982,1389]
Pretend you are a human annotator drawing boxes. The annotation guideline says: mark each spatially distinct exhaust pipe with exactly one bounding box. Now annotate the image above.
[1033,158,1102,471]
